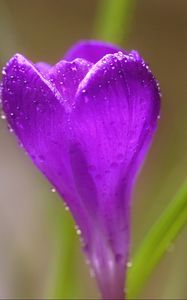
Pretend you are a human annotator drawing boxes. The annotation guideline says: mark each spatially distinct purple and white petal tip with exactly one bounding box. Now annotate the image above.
[1,40,160,300]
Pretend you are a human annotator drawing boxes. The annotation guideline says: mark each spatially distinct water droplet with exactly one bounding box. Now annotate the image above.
[127,261,132,268]
[75,225,81,235]
[72,66,77,72]
[1,113,6,120]
[8,125,13,133]
[51,188,56,193]
[64,204,69,211]
[77,229,81,235]
[2,68,6,75]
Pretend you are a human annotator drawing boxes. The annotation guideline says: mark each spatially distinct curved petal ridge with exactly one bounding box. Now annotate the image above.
[64,39,125,63]
[48,58,93,109]
[35,62,51,76]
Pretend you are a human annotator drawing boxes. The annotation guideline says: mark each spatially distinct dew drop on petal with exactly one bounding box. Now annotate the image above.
[8,125,13,133]
[126,261,132,268]
[77,229,81,235]
[2,68,6,76]
[75,225,81,235]
[64,204,69,211]
[1,114,6,120]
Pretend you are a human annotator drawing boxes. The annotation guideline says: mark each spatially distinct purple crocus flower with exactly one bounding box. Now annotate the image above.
[1,40,160,300]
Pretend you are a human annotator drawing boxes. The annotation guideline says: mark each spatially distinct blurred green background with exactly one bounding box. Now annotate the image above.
[0,0,187,299]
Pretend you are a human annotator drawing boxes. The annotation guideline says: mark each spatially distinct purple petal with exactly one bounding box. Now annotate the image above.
[64,39,124,63]
[1,46,160,300]
[35,62,51,75]
[1,54,95,242]
[70,51,160,298]
[48,58,92,106]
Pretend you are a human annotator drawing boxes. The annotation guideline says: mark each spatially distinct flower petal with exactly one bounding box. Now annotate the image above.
[64,39,123,63]
[69,51,160,297]
[1,48,160,300]
[1,54,95,242]
[73,51,160,229]
[35,62,51,76]
[48,58,92,107]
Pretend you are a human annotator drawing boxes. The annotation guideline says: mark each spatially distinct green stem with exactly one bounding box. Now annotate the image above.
[47,202,77,299]
[94,0,135,44]
[127,180,187,299]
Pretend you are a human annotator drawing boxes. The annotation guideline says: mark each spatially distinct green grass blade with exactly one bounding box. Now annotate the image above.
[53,214,77,299]
[94,0,135,44]
[47,200,77,299]
[127,180,187,299]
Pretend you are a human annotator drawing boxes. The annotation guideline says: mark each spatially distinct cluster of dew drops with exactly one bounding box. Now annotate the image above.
[0,69,14,133]
[51,183,93,275]
[0,77,5,121]
[50,186,82,235]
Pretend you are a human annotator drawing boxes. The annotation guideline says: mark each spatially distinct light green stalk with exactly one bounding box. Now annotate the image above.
[127,180,187,299]
[94,0,135,44]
